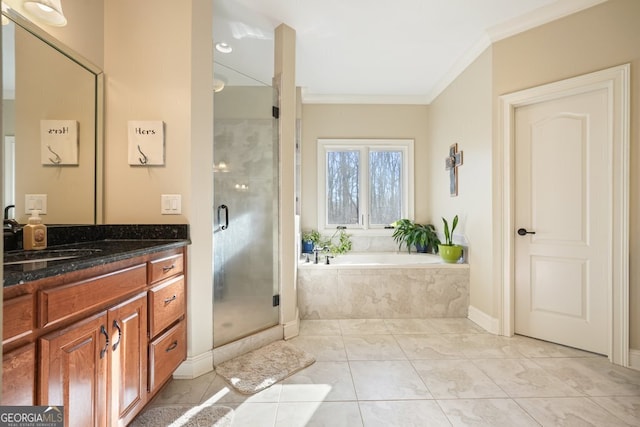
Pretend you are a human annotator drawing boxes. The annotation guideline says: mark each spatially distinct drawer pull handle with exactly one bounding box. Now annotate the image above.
[112,320,122,351]
[166,340,179,352]
[162,264,176,273]
[164,295,177,304]
[100,325,109,359]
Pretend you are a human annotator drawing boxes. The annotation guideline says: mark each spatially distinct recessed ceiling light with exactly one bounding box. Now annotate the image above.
[215,42,233,54]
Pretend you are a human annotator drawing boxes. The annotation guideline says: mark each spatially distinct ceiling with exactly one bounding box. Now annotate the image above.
[214,0,605,104]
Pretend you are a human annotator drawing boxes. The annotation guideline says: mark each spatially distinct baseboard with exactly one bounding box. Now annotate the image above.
[629,349,640,371]
[173,350,214,379]
[283,309,300,340]
[468,305,500,335]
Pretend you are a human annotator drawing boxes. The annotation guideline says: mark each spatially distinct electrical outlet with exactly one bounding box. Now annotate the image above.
[161,194,181,214]
[25,194,47,214]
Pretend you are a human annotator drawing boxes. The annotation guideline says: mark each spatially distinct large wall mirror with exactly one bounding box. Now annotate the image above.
[2,11,103,224]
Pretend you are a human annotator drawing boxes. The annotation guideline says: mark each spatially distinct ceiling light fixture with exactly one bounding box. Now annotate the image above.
[22,0,67,26]
[215,42,233,54]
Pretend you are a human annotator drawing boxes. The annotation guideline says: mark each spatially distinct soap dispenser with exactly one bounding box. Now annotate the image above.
[23,209,47,250]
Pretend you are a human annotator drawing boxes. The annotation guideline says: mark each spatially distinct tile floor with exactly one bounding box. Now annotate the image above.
[145,319,640,426]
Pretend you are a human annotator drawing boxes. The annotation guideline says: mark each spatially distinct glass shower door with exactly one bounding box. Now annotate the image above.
[213,64,279,347]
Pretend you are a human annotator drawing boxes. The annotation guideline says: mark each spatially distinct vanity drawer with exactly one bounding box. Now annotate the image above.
[3,294,34,344]
[38,264,147,329]
[149,253,184,284]
[148,275,185,337]
[148,319,186,393]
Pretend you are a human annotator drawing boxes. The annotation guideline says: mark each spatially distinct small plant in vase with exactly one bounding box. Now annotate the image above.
[301,229,321,254]
[438,215,463,263]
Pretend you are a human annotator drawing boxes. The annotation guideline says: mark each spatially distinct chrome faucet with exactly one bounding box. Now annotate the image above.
[3,205,19,233]
[313,245,328,264]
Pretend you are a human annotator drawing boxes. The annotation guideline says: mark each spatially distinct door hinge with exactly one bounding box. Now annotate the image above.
[272,294,280,307]
[272,106,280,119]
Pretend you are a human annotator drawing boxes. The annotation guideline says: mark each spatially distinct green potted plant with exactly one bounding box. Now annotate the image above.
[301,229,321,254]
[321,228,352,256]
[391,219,440,254]
[438,215,463,263]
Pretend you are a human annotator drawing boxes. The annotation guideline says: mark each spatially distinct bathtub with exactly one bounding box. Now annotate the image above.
[309,251,443,267]
[297,252,469,319]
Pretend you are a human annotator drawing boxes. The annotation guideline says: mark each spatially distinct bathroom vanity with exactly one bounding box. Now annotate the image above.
[2,225,189,427]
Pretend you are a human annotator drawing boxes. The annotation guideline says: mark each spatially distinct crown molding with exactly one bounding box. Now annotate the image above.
[300,91,430,105]
[487,0,607,42]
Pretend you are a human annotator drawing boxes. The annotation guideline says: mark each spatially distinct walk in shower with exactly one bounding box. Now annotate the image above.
[213,62,280,348]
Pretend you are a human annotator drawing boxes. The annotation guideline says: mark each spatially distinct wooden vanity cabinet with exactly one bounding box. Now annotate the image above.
[2,246,187,427]
[147,253,187,394]
[2,343,36,405]
[2,293,36,405]
[108,292,148,427]
[39,311,109,427]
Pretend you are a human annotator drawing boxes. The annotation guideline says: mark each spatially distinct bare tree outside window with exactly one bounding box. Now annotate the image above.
[369,151,402,225]
[327,151,359,224]
[319,139,413,230]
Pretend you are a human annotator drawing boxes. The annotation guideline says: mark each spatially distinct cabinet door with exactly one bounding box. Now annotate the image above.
[108,292,148,427]
[39,311,108,427]
[2,343,35,405]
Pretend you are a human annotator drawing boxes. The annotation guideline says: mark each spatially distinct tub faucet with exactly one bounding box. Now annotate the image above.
[313,246,328,264]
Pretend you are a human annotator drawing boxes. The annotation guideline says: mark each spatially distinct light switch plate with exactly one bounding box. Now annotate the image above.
[161,194,181,214]
[25,194,47,214]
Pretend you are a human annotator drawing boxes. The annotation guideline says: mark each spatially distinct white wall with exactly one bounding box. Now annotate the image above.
[103,0,214,375]
[426,49,494,320]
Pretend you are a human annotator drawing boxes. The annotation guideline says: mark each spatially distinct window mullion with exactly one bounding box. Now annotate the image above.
[360,147,369,229]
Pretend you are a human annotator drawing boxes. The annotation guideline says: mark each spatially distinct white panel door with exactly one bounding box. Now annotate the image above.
[514,87,610,355]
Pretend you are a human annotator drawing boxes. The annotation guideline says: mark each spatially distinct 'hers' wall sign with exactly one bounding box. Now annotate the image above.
[40,120,78,165]
[127,120,165,165]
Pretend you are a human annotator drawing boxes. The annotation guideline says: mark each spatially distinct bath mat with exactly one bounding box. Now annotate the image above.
[129,405,234,427]
[215,340,315,394]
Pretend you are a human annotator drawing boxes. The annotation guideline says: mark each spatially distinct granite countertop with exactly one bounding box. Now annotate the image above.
[3,224,190,287]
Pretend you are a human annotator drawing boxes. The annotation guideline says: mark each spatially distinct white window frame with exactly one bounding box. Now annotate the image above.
[317,138,414,235]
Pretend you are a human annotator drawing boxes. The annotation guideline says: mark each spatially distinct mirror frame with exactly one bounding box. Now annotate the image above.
[2,9,104,223]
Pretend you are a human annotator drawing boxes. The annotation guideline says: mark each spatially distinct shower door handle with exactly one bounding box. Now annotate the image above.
[218,204,229,230]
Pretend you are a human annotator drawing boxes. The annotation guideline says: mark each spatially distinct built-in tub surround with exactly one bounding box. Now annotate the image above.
[298,252,469,319]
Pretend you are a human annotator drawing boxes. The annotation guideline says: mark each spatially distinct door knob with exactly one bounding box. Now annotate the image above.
[517,228,536,236]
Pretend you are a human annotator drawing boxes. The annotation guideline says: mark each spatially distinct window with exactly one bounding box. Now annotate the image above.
[317,139,414,232]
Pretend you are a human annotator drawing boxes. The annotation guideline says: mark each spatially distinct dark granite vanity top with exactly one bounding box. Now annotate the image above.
[3,224,190,287]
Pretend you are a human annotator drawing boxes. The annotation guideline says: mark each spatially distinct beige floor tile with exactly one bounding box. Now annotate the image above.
[473,358,583,397]
[384,318,439,334]
[339,318,390,335]
[343,334,406,360]
[516,397,631,426]
[590,396,640,426]
[228,402,278,427]
[533,357,640,396]
[299,319,342,336]
[287,335,347,361]
[359,400,450,426]
[149,371,216,406]
[412,359,507,399]
[349,360,432,400]
[438,398,539,426]
[427,318,486,334]
[280,361,357,402]
[395,334,467,359]
[143,318,640,426]
[275,402,363,427]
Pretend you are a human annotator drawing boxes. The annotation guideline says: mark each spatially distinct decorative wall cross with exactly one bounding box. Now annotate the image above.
[445,143,463,197]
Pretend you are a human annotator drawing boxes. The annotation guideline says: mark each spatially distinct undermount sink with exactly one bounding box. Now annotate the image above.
[3,248,103,265]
